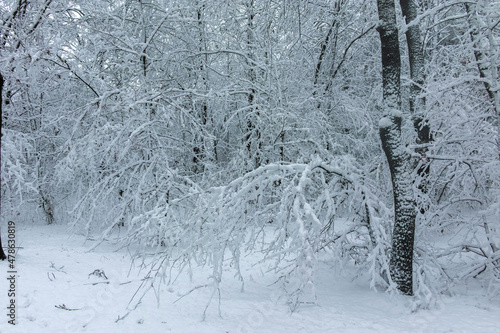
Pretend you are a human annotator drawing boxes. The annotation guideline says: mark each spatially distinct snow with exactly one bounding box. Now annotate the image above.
[379,117,393,128]
[379,108,404,129]
[1,224,499,333]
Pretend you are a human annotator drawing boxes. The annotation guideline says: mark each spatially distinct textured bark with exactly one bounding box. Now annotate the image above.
[377,0,401,110]
[380,122,417,295]
[377,0,417,296]
[400,0,430,211]
[400,0,430,146]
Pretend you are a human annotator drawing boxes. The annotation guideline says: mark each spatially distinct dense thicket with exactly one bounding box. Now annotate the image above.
[1,0,498,309]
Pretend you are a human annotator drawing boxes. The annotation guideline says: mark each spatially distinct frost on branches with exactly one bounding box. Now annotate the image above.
[1,0,499,314]
[74,157,393,311]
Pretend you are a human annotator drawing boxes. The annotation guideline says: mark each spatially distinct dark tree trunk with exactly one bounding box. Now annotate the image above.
[400,0,429,144]
[244,0,261,170]
[192,5,208,174]
[400,0,431,212]
[465,3,497,111]
[377,0,417,296]
[465,3,499,158]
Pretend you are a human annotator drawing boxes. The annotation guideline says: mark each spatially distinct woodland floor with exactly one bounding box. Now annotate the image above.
[1,223,499,333]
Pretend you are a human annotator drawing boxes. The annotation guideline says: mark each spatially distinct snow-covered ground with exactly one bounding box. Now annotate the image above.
[1,223,499,333]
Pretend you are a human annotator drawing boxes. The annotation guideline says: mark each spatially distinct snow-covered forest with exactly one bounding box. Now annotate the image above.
[1,0,499,331]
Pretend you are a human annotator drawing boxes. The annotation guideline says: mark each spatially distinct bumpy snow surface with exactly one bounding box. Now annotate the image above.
[1,224,499,332]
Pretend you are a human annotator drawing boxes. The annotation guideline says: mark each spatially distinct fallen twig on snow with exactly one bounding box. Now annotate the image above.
[55,304,80,311]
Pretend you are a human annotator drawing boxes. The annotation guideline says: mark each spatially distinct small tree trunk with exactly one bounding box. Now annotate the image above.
[377,0,417,296]
[380,121,417,295]
[400,0,429,144]
[465,2,500,157]
[244,0,262,170]
[400,0,431,213]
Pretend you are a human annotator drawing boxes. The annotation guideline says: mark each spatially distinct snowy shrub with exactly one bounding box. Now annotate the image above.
[95,156,396,311]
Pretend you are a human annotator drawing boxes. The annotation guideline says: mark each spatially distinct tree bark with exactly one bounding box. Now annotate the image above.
[377,0,417,296]
[465,3,498,110]
[400,0,430,146]
[244,0,261,170]
[465,2,500,157]
[192,4,208,174]
[400,0,430,213]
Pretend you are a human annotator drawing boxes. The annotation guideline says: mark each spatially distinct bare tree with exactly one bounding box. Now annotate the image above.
[376,0,417,295]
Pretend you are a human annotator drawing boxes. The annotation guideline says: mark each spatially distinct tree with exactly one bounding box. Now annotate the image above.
[464,0,499,153]
[400,0,428,144]
[0,0,498,310]
[376,0,417,295]
[400,0,431,216]
[1,0,63,224]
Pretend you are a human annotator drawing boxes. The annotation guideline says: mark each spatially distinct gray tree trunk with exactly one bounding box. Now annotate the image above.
[400,0,430,213]
[376,0,417,296]
[400,0,429,145]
